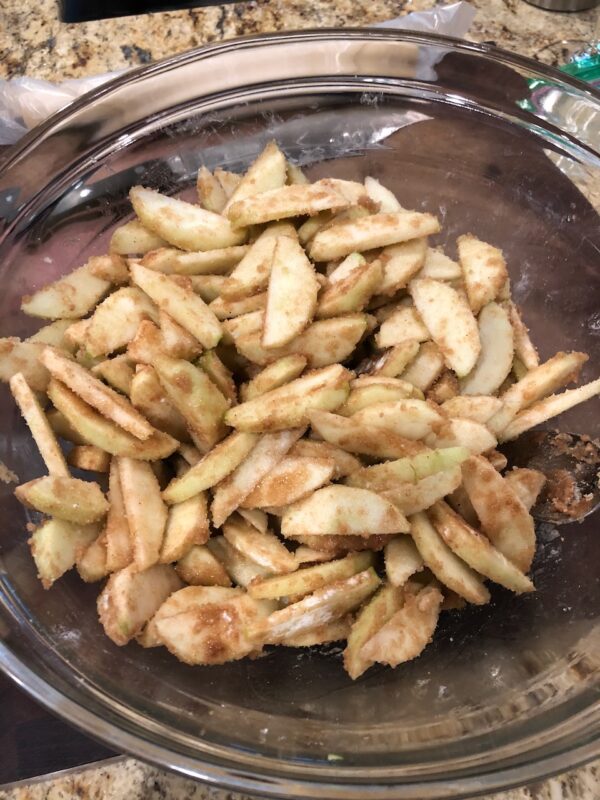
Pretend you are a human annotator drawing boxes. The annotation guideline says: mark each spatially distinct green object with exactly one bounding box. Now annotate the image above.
[560,47,600,87]
[518,45,600,116]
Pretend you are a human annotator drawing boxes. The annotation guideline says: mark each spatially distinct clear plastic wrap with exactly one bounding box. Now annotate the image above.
[0,2,475,145]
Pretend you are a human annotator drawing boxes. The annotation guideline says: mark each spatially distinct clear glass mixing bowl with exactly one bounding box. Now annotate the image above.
[0,30,599,800]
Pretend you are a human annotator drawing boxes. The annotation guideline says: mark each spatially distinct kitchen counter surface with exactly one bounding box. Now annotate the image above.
[0,0,598,80]
[1,755,600,800]
[1,0,599,798]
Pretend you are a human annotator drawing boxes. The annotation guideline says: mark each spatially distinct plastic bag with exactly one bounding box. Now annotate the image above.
[0,2,475,146]
[0,72,124,145]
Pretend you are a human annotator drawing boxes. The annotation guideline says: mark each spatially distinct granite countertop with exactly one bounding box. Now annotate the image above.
[1,0,600,798]
[0,0,598,80]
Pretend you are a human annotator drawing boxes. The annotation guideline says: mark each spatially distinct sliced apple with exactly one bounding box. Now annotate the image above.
[207,534,272,587]
[338,381,416,416]
[175,545,232,587]
[364,176,402,212]
[346,447,469,491]
[309,409,427,459]
[428,501,534,593]
[441,395,502,424]
[47,379,178,460]
[350,398,444,441]
[242,455,334,509]
[104,458,133,572]
[223,516,296,574]
[262,236,319,348]
[410,278,481,377]
[10,372,69,477]
[461,455,536,572]
[154,588,272,664]
[457,234,509,314]
[41,347,154,441]
[376,304,430,349]
[211,428,304,526]
[316,257,382,318]
[118,457,168,570]
[189,275,226,302]
[288,439,361,479]
[160,489,209,564]
[30,518,101,589]
[196,166,228,212]
[248,551,373,600]
[418,247,462,280]
[504,300,539,370]
[378,237,428,295]
[21,261,109,320]
[241,354,307,401]
[130,186,246,251]
[400,342,445,391]
[92,355,135,396]
[504,468,546,511]
[158,311,203,361]
[225,364,350,432]
[154,354,229,450]
[130,365,189,442]
[309,211,440,262]
[234,314,369,369]
[384,535,424,587]
[142,245,249,275]
[223,140,287,212]
[500,377,600,442]
[163,431,257,504]
[360,582,443,668]
[428,417,497,455]
[409,511,490,605]
[220,226,294,300]
[66,445,111,473]
[84,287,158,358]
[282,485,409,539]
[76,531,109,583]
[227,180,348,227]
[110,219,168,255]
[488,351,588,435]
[357,340,421,378]
[343,582,404,678]
[15,475,108,524]
[130,261,222,349]
[461,302,514,395]
[249,568,381,644]
[382,466,463,515]
[209,293,267,321]
[97,563,182,645]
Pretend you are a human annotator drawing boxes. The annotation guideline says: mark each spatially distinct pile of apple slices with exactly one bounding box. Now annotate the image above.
[3,140,598,678]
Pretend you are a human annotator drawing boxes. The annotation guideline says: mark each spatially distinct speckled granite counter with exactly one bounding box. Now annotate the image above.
[1,0,599,798]
[0,0,598,80]
[2,755,600,800]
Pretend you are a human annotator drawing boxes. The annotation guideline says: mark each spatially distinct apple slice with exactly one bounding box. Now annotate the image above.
[262,236,319,348]
[409,511,490,605]
[457,234,508,314]
[225,364,350,432]
[428,501,534,593]
[227,180,348,227]
[281,485,410,539]
[130,186,246,251]
[460,302,514,395]
[410,278,481,377]
[461,455,536,572]
[309,211,440,262]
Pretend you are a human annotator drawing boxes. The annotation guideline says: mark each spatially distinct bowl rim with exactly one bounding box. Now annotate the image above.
[1,27,599,175]
[1,27,599,799]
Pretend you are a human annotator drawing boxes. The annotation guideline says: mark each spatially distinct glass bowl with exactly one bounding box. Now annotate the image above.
[0,30,599,800]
